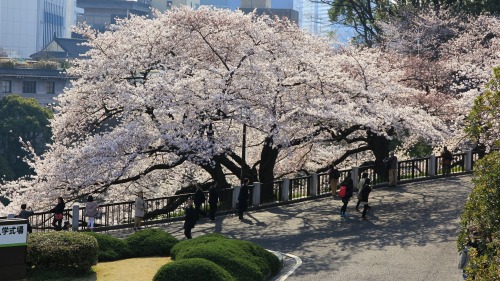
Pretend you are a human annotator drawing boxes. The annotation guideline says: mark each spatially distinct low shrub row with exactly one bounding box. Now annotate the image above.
[155,234,281,281]
[27,228,179,275]
[27,232,98,274]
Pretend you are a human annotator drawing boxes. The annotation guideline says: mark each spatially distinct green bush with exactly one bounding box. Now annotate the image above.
[0,59,16,68]
[126,228,179,257]
[81,232,131,261]
[153,258,235,281]
[27,232,98,274]
[457,151,500,280]
[172,234,281,281]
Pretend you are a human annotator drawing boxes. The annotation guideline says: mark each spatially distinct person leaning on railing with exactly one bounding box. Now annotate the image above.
[133,191,147,231]
[384,152,398,186]
[17,204,34,233]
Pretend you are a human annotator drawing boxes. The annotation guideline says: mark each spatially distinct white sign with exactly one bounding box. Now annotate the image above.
[0,224,28,246]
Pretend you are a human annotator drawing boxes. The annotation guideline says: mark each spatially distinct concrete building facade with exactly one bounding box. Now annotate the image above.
[0,0,75,59]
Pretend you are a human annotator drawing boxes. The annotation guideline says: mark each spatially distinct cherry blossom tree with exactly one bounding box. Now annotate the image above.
[0,7,446,213]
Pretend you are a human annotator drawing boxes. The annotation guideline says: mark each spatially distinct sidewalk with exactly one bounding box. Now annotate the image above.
[107,176,472,281]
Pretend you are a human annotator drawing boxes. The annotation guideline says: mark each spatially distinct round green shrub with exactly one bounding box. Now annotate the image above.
[81,232,131,261]
[172,234,281,281]
[27,232,98,274]
[170,233,226,259]
[153,258,235,281]
[125,228,179,257]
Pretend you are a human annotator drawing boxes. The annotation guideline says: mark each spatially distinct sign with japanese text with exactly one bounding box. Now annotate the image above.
[0,220,27,247]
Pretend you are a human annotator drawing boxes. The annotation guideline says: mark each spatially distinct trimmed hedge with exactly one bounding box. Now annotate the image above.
[27,232,98,274]
[153,258,235,281]
[171,234,281,281]
[82,232,131,261]
[126,228,179,257]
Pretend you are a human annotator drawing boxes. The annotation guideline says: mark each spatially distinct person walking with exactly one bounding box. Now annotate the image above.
[441,146,453,177]
[183,198,197,239]
[355,173,369,211]
[339,172,353,217]
[208,183,218,221]
[384,152,398,186]
[50,197,65,230]
[238,178,250,220]
[133,191,147,231]
[84,195,99,231]
[18,204,34,233]
[193,184,207,220]
[358,178,372,219]
[328,164,340,197]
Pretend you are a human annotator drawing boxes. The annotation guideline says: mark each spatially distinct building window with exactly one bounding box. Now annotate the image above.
[22,81,36,93]
[2,80,11,93]
[46,82,55,94]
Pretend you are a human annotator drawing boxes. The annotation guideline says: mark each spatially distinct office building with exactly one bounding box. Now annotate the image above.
[0,0,73,58]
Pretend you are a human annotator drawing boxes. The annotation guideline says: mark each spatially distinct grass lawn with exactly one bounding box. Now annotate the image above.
[28,257,171,281]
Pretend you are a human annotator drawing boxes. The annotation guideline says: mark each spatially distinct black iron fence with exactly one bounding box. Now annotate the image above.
[6,150,487,232]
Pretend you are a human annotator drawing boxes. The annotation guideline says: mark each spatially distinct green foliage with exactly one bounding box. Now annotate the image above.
[81,232,131,261]
[32,60,60,70]
[27,232,98,274]
[125,228,179,257]
[153,258,235,281]
[0,59,16,68]
[457,151,500,280]
[466,67,500,148]
[172,234,281,281]
[0,95,53,180]
[406,141,433,158]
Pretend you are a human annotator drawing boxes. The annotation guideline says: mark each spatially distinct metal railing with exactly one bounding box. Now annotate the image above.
[9,150,487,232]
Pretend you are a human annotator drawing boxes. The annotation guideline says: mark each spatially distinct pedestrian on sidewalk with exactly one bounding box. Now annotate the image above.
[183,198,196,239]
[85,195,99,231]
[384,152,398,186]
[194,184,207,220]
[18,204,34,233]
[134,191,147,231]
[238,178,250,220]
[339,172,353,217]
[328,164,340,197]
[358,177,372,219]
[441,146,453,176]
[208,183,218,221]
[355,173,369,211]
[50,197,65,230]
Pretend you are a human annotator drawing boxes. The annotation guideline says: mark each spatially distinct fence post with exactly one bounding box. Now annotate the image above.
[232,185,241,209]
[72,205,79,231]
[351,167,359,189]
[282,178,290,202]
[310,173,318,196]
[465,150,472,172]
[252,182,261,206]
[429,155,436,176]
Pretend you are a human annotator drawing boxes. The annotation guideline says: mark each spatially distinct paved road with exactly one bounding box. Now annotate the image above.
[110,176,472,281]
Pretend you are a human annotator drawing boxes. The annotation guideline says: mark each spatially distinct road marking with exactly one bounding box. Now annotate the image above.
[276,253,302,281]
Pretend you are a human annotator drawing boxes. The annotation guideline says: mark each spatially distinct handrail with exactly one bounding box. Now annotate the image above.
[2,150,486,231]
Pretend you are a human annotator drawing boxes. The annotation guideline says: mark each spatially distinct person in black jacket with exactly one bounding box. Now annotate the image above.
[193,184,207,220]
[50,197,65,230]
[358,178,372,219]
[183,198,196,239]
[238,178,250,220]
[339,173,353,217]
[208,183,218,221]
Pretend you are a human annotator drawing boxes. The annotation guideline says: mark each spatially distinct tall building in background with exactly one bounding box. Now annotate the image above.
[298,0,332,36]
[0,0,69,58]
[76,0,151,32]
[198,0,240,10]
[295,0,351,41]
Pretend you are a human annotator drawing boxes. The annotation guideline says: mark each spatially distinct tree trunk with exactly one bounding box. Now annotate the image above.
[259,137,279,202]
[366,130,392,182]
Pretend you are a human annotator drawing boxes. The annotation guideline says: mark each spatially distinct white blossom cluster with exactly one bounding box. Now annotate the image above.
[0,7,455,214]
